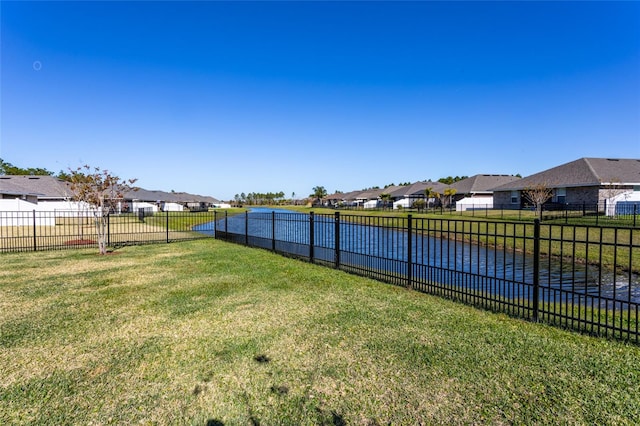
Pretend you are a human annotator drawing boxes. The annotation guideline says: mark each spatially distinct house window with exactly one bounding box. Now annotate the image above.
[511,191,519,204]
[555,188,566,204]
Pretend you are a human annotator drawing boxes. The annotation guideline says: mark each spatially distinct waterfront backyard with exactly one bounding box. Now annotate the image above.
[1,239,639,424]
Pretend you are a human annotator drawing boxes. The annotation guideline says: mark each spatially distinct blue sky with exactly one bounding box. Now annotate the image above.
[1,1,639,201]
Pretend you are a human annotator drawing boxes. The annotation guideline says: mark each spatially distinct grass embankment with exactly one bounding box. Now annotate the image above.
[1,239,639,424]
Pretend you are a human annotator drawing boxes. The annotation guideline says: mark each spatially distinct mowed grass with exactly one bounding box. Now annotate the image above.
[1,240,639,425]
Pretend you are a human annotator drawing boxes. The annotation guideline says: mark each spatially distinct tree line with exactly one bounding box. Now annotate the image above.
[234,191,289,206]
[0,158,74,181]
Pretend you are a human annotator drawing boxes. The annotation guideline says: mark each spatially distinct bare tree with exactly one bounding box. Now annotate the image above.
[68,165,137,255]
[522,183,553,220]
[601,178,628,216]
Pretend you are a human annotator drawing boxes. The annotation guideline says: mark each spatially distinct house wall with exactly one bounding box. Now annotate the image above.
[455,195,493,212]
[493,191,516,207]
[495,187,603,207]
[566,186,600,204]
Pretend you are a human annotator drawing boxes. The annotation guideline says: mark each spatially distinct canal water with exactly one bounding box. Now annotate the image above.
[195,208,639,304]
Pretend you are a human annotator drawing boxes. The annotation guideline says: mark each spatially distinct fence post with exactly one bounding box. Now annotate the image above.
[309,212,315,263]
[224,210,228,236]
[634,204,637,228]
[334,212,340,269]
[271,210,276,252]
[33,210,37,252]
[532,219,541,322]
[598,200,604,226]
[108,213,111,246]
[407,215,413,289]
[245,211,249,246]
[213,210,217,239]
[166,210,169,243]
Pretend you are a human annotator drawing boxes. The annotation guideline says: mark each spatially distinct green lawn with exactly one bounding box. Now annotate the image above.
[1,239,639,425]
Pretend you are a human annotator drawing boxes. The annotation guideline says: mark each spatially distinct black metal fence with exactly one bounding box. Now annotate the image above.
[0,209,215,252]
[215,210,640,343]
[331,201,640,227]
[3,208,638,343]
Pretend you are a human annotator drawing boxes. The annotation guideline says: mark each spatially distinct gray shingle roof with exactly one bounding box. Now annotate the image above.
[0,175,72,198]
[0,175,219,203]
[392,181,451,197]
[492,158,640,191]
[124,188,219,203]
[450,174,521,194]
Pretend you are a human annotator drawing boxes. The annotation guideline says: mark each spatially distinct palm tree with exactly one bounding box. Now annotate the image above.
[424,187,434,209]
[380,193,392,210]
[443,188,457,209]
[310,186,327,206]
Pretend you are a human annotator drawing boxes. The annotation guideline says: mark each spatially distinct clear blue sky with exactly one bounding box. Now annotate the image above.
[1,1,639,201]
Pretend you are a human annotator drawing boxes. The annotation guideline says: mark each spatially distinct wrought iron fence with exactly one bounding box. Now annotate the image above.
[215,210,640,343]
[3,208,638,343]
[0,209,215,252]
[330,201,640,227]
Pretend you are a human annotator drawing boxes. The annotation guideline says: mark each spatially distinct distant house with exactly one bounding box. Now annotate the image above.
[492,158,640,214]
[450,174,521,211]
[391,181,450,209]
[0,175,222,214]
[0,175,79,212]
[123,189,221,213]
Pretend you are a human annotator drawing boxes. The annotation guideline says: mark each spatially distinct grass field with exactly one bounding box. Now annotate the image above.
[2,239,639,424]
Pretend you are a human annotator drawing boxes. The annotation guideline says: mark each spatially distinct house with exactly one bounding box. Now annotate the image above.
[123,189,221,213]
[492,158,640,214]
[450,174,521,211]
[391,181,450,209]
[0,175,79,212]
[324,190,363,207]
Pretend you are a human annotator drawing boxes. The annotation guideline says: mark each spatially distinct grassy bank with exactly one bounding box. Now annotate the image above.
[1,239,639,424]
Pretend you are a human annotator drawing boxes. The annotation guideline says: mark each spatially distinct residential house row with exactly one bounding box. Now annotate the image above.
[0,174,227,214]
[322,157,640,214]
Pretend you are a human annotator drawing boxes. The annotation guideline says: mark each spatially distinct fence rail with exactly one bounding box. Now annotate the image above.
[0,209,215,252]
[215,210,640,343]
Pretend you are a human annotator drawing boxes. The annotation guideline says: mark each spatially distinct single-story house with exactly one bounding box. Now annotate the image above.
[450,174,521,211]
[392,181,450,209]
[492,157,640,214]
